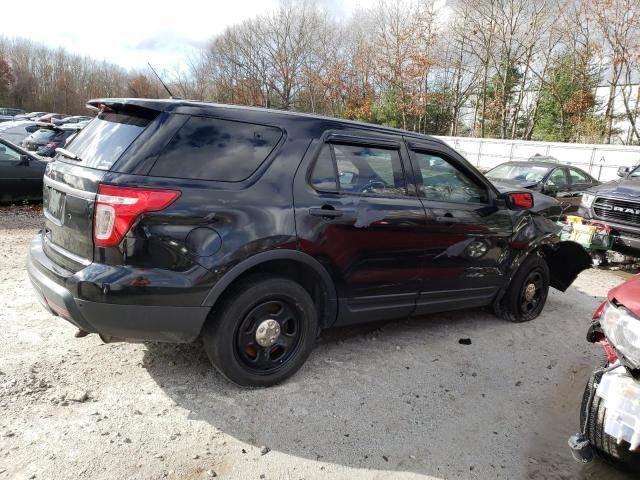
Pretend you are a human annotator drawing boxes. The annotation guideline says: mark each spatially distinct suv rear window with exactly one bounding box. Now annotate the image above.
[149,116,282,182]
[59,111,153,170]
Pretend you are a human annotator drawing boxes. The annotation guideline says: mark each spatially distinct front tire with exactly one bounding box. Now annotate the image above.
[496,255,550,323]
[580,367,640,472]
[202,276,318,387]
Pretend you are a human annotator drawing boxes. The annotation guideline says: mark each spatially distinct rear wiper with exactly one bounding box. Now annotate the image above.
[55,147,83,162]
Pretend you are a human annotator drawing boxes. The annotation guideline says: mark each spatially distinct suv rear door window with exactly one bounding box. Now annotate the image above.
[150,116,283,182]
[60,111,153,170]
[310,142,406,196]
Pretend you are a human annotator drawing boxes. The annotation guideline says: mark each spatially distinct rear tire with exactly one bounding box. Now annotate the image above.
[496,255,549,323]
[202,276,318,387]
[580,366,640,472]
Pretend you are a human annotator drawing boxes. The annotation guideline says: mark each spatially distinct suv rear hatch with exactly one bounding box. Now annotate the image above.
[42,106,158,271]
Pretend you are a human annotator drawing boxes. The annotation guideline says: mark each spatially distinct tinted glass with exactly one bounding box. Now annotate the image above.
[0,143,21,164]
[547,168,568,186]
[310,144,338,191]
[333,144,405,195]
[568,168,590,184]
[151,116,282,182]
[414,152,487,203]
[61,112,153,170]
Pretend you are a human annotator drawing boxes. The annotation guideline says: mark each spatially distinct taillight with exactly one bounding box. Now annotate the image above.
[94,184,180,247]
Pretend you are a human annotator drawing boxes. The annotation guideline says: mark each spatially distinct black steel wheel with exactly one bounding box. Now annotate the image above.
[496,255,550,323]
[235,300,303,374]
[203,275,318,387]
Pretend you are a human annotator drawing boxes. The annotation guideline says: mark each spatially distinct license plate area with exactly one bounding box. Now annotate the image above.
[45,186,66,222]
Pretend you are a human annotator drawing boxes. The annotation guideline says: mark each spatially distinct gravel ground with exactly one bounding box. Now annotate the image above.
[0,205,637,480]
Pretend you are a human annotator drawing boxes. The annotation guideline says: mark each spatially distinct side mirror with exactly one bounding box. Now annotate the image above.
[502,191,534,210]
[617,166,630,177]
[18,154,30,166]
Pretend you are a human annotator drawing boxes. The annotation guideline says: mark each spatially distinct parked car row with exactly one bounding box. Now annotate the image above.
[0,106,93,126]
[0,109,90,203]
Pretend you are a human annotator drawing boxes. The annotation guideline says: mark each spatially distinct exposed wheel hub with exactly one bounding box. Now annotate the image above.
[255,319,280,347]
[524,283,537,303]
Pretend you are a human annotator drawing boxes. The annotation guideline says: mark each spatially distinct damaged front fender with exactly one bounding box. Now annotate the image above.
[509,212,592,292]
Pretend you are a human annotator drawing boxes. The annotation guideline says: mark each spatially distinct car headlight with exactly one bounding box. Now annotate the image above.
[581,193,595,208]
[601,301,640,368]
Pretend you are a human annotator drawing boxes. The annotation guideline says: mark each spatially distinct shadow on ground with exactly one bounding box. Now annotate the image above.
[142,300,635,479]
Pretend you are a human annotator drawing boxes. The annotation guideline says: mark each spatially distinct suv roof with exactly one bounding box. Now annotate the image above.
[87,98,448,147]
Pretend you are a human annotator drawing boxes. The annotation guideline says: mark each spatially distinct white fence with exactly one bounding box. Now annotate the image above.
[434,136,640,182]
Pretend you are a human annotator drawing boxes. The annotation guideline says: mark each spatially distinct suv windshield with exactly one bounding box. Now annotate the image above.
[60,111,154,170]
[486,164,550,183]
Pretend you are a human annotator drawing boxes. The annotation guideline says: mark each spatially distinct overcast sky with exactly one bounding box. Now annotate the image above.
[3,0,369,72]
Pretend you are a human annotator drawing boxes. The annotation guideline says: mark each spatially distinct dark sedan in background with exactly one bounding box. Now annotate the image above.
[486,158,599,212]
[22,124,81,157]
[0,138,48,202]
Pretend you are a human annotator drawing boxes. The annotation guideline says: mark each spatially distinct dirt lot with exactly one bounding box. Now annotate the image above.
[0,205,637,480]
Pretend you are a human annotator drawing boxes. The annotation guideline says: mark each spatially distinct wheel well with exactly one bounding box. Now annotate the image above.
[213,259,335,329]
[538,241,591,291]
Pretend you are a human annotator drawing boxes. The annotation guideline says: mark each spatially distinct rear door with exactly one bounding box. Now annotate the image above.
[42,108,157,271]
[294,131,428,325]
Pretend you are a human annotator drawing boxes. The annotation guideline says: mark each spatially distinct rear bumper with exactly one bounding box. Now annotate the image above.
[27,235,210,343]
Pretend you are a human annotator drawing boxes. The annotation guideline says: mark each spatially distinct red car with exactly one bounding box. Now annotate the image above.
[34,113,68,123]
[575,274,640,471]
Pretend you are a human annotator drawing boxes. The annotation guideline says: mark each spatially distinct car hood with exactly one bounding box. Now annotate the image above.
[489,178,539,190]
[608,274,640,316]
[587,177,640,198]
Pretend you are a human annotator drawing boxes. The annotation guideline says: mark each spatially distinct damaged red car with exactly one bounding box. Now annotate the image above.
[573,274,640,472]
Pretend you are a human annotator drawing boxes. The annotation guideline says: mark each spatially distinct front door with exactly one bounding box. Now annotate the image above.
[293,132,428,325]
[405,139,514,314]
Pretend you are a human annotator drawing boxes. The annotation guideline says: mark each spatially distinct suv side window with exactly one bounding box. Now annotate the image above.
[413,151,487,204]
[150,116,283,182]
[568,168,590,184]
[310,142,407,196]
[310,144,338,192]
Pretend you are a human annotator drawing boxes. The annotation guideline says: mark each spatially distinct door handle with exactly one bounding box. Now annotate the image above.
[309,206,343,218]
[436,214,463,223]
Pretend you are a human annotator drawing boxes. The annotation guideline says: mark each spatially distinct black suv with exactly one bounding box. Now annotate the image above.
[579,165,640,256]
[27,99,590,386]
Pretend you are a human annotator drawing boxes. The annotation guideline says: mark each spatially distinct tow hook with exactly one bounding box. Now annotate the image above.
[74,329,90,338]
[568,363,621,463]
[568,433,594,463]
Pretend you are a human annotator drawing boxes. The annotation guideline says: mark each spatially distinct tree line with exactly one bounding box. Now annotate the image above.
[1,0,639,144]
